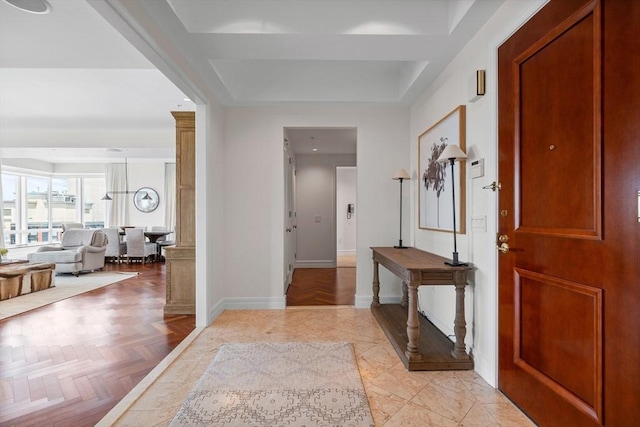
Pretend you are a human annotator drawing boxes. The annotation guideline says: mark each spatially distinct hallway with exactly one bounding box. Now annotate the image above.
[286,262,356,306]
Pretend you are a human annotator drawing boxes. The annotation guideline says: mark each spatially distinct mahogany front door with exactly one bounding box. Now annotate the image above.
[497,0,639,425]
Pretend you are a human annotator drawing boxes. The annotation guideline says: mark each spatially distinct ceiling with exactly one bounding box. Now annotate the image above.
[0,0,504,162]
[287,128,357,155]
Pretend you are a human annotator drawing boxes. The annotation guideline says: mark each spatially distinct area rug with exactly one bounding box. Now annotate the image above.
[0,271,138,320]
[169,342,374,426]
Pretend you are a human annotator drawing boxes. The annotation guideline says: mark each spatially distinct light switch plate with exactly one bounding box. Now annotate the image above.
[471,215,486,232]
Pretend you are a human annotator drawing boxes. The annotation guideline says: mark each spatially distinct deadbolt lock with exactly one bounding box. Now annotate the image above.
[497,234,510,243]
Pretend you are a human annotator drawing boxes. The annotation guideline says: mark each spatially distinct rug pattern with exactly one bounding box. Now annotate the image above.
[169,342,374,426]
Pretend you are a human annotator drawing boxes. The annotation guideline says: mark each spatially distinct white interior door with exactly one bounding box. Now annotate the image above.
[283,139,296,292]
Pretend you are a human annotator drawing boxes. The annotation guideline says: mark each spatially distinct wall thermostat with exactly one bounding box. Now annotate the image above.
[470,158,484,179]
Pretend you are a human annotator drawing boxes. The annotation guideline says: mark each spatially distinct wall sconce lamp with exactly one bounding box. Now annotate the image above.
[392,169,411,249]
[437,145,467,266]
[469,70,486,103]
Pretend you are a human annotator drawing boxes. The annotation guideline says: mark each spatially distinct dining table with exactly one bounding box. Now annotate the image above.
[143,231,170,243]
[144,231,171,260]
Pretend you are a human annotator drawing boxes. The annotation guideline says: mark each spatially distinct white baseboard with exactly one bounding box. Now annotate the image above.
[208,299,225,322]
[337,250,356,256]
[222,296,286,310]
[295,260,335,268]
[471,349,496,388]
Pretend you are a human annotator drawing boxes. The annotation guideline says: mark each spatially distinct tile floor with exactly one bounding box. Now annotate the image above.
[106,308,535,426]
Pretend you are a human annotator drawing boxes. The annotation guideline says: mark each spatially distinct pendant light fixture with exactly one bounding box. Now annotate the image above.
[102,158,151,200]
[3,0,52,14]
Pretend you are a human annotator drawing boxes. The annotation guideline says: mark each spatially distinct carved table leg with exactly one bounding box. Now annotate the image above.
[452,274,470,359]
[372,260,380,307]
[405,282,421,361]
[401,281,408,307]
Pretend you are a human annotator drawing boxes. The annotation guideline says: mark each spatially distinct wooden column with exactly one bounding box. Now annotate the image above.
[164,111,196,314]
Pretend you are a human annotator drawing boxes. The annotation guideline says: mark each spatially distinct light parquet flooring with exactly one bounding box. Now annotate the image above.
[0,262,195,427]
[113,309,536,426]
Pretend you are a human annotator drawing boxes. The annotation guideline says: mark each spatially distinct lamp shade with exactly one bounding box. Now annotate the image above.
[437,144,467,163]
[392,169,411,180]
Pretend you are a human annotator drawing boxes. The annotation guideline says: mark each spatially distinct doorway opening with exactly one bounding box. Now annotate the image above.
[336,166,357,268]
[284,127,357,306]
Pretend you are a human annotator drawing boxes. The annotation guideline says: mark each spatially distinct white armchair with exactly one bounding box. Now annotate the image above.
[61,222,83,232]
[27,229,108,275]
[125,228,156,264]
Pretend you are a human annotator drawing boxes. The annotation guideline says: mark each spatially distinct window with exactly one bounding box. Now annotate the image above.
[2,173,19,245]
[1,171,105,247]
[26,176,49,244]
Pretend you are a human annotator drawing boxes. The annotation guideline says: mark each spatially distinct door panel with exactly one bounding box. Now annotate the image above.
[498,0,640,425]
[516,6,600,238]
[516,269,602,414]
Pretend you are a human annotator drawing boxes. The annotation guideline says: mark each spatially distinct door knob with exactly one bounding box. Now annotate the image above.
[497,243,510,254]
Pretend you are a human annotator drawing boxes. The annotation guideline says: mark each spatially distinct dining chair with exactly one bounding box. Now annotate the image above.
[124,228,156,264]
[102,227,126,263]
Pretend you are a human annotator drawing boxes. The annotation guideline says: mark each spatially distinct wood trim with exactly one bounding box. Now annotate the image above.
[513,267,603,422]
[512,0,602,240]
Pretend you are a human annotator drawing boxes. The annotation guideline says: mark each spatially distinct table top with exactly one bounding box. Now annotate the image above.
[0,259,29,267]
[119,230,171,236]
[144,231,170,236]
[371,247,472,271]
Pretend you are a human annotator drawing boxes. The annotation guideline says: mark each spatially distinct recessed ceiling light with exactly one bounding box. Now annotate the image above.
[312,148,318,152]
[184,98,191,102]
[3,0,52,14]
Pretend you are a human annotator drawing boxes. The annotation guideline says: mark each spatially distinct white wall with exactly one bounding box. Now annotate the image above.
[198,102,226,326]
[124,161,166,228]
[409,0,546,386]
[222,106,409,306]
[295,154,356,267]
[337,166,357,255]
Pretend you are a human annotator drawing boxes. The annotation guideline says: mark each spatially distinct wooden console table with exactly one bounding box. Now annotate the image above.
[371,247,473,371]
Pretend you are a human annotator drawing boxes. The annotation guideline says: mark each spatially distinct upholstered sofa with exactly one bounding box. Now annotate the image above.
[27,229,108,275]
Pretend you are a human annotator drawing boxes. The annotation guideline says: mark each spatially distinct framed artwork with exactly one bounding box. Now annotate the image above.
[418,105,466,233]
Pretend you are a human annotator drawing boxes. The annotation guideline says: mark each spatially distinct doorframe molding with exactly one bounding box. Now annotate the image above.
[483,0,549,387]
